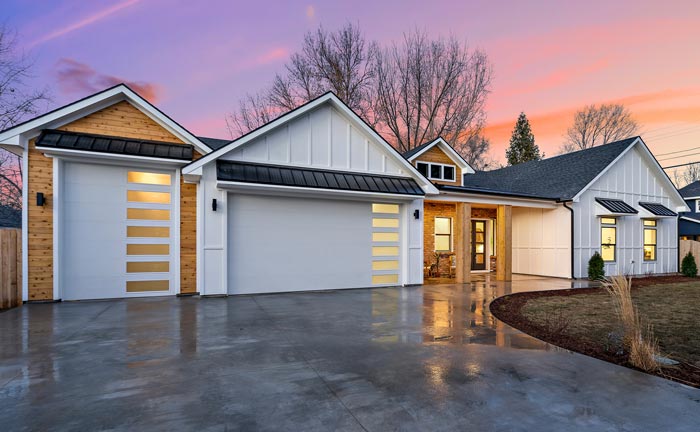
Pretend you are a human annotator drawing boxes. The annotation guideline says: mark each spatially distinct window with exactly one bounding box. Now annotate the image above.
[643,220,657,261]
[417,162,429,176]
[696,200,700,213]
[601,218,616,262]
[416,161,457,181]
[435,217,452,251]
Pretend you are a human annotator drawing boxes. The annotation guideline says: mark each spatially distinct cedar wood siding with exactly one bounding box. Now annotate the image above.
[413,146,462,186]
[27,100,198,300]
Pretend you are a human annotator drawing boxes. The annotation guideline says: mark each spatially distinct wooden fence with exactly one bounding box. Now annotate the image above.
[0,228,21,310]
[680,239,700,270]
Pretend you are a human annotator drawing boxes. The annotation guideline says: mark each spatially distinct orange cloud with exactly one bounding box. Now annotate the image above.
[54,58,162,103]
[28,0,141,47]
[499,57,610,96]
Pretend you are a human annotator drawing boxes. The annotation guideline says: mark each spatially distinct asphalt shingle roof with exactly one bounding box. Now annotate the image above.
[197,136,231,150]
[678,181,700,198]
[459,137,639,200]
[217,160,425,196]
[402,141,436,159]
[36,130,194,160]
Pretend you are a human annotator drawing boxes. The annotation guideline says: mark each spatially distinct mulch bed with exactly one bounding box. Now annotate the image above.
[489,275,700,388]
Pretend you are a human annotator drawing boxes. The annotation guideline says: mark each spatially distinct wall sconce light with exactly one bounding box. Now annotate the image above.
[414,209,420,220]
[212,198,217,212]
[36,192,45,207]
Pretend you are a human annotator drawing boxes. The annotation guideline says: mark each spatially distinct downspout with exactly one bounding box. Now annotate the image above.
[561,200,575,279]
[677,213,681,273]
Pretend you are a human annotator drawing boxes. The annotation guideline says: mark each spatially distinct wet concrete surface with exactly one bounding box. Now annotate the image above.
[1,275,698,431]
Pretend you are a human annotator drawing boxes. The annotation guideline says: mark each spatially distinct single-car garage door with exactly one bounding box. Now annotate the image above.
[227,194,402,294]
[61,162,176,300]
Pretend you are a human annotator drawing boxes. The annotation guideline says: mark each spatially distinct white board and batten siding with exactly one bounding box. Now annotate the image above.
[572,145,679,278]
[221,104,405,176]
[512,207,571,278]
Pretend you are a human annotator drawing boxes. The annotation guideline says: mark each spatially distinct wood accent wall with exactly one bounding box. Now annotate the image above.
[27,138,54,300]
[58,101,183,143]
[179,151,201,294]
[27,100,198,300]
[413,146,462,186]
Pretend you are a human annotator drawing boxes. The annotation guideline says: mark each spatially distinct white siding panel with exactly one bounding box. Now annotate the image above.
[512,206,571,278]
[220,104,406,176]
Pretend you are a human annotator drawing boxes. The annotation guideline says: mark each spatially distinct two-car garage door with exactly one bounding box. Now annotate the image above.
[227,194,403,294]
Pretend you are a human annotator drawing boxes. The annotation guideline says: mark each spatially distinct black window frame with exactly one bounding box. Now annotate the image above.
[601,217,617,262]
[643,220,657,262]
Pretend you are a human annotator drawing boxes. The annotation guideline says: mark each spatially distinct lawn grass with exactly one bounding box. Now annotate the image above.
[490,279,700,386]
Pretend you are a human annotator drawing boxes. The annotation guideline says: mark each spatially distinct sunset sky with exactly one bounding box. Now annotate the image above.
[5,0,700,174]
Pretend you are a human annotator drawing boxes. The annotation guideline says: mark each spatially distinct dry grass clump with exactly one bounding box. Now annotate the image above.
[602,275,660,372]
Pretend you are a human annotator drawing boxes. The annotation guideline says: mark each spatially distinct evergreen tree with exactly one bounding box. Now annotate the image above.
[505,112,542,165]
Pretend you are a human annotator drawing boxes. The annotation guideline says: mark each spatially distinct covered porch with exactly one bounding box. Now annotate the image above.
[422,193,571,284]
[423,200,513,284]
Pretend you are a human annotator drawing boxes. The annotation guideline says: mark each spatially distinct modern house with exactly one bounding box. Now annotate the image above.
[678,181,700,240]
[0,84,688,302]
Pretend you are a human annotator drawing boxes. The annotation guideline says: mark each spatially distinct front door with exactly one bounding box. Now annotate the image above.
[471,220,486,270]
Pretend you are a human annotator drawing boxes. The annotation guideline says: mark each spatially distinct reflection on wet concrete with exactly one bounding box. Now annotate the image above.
[372,273,588,350]
[2,275,698,431]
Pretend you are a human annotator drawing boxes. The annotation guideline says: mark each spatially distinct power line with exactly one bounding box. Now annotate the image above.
[654,145,700,157]
[662,161,700,169]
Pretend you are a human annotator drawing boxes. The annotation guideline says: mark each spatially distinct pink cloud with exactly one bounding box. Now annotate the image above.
[247,47,289,68]
[28,0,141,48]
[54,58,162,103]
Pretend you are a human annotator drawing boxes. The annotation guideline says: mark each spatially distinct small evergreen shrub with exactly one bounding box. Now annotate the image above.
[588,252,605,280]
[681,252,698,277]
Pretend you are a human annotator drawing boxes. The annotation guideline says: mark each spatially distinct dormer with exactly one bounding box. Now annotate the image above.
[402,137,475,186]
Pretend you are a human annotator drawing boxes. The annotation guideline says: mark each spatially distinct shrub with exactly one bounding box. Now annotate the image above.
[588,252,605,280]
[681,252,697,277]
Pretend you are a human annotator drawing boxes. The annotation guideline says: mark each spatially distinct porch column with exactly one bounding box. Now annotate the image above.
[455,203,471,283]
[496,205,512,281]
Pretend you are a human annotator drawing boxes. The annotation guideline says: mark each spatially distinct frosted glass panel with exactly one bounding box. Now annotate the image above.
[128,172,171,185]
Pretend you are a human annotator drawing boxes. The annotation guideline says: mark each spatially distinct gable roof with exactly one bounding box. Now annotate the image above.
[679,181,700,199]
[0,83,213,155]
[461,138,638,200]
[182,92,438,194]
[402,137,474,173]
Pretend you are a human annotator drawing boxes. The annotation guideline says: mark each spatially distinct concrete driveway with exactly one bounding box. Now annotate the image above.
[1,276,698,431]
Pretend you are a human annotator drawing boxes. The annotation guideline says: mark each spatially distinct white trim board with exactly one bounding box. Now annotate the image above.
[405,137,475,174]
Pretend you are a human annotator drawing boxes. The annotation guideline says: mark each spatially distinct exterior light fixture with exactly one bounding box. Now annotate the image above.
[36,192,45,207]
[414,209,420,220]
[212,198,217,212]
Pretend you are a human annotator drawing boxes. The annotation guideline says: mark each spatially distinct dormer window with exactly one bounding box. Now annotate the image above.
[696,200,700,213]
[416,162,456,181]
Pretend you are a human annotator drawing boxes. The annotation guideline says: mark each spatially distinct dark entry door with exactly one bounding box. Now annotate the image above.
[471,220,486,270]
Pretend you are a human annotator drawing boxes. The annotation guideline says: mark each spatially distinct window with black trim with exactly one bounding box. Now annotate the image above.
[601,217,616,262]
[415,161,457,181]
[643,220,657,261]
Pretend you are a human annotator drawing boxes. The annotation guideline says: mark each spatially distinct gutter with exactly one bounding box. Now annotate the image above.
[438,185,560,201]
[560,200,575,279]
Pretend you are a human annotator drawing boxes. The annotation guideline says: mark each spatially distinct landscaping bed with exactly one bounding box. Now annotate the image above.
[490,276,700,387]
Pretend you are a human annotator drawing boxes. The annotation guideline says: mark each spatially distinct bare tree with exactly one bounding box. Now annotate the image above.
[227,23,378,137]
[673,163,700,189]
[374,30,492,154]
[562,104,638,153]
[0,26,50,227]
[456,134,492,171]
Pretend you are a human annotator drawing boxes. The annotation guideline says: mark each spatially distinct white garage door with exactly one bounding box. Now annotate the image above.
[227,194,402,294]
[62,162,176,300]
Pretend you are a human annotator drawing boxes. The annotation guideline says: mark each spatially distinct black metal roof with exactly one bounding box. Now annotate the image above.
[678,181,700,198]
[197,136,231,150]
[217,160,425,196]
[639,202,677,217]
[595,197,638,214]
[461,137,638,200]
[36,129,194,160]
